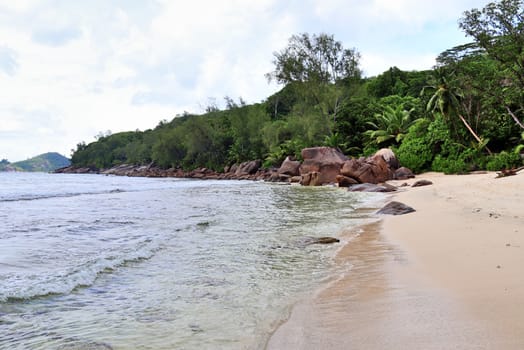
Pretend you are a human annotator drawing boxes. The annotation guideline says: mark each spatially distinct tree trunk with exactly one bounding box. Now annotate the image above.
[504,105,524,129]
[458,114,493,155]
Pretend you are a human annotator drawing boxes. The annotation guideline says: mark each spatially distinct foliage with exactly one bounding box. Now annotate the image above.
[395,119,433,173]
[265,83,300,119]
[431,155,469,174]
[151,128,186,168]
[396,115,487,174]
[364,104,420,147]
[423,68,461,118]
[266,33,362,136]
[266,32,361,84]
[71,131,146,169]
[459,0,524,131]
[225,103,270,164]
[264,139,306,167]
[332,93,375,155]
[485,146,524,170]
[421,67,495,154]
[322,132,349,152]
[425,115,477,173]
[366,67,431,98]
[261,111,328,166]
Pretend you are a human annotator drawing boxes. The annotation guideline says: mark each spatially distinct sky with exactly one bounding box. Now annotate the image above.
[0,0,493,162]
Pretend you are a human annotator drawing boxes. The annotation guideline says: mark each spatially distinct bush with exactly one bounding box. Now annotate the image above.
[396,115,494,174]
[430,142,490,174]
[431,155,469,174]
[396,137,433,173]
[395,118,432,173]
[486,150,522,171]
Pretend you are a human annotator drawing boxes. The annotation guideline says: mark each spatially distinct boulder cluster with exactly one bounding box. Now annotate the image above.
[272,147,414,186]
[56,147,416,186]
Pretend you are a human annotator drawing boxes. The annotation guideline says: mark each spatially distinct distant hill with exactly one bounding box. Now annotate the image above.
[1,153,71,172]
[0,159,19,172]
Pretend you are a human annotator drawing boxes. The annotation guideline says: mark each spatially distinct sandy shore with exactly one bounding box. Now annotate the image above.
[267,171,524,349]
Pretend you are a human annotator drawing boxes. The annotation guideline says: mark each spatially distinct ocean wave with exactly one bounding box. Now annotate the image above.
[0,241,162,303]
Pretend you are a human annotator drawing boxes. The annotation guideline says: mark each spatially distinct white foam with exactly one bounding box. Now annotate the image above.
[0,241,161,302]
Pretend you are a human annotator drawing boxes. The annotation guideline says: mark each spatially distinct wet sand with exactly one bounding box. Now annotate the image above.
[267,171,524,349]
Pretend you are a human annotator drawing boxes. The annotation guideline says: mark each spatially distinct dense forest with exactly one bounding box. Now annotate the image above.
[71,0,524,174]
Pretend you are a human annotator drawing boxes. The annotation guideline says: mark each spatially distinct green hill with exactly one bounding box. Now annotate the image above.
[8,152,71,172]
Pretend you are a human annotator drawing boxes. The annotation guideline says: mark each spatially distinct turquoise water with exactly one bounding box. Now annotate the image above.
[0,172,383,349]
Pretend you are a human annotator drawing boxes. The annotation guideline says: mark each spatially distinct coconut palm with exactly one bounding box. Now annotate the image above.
[422,69,492,154]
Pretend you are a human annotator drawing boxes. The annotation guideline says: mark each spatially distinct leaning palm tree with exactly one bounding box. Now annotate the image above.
[364,104,420,147]
[422,69,492,154]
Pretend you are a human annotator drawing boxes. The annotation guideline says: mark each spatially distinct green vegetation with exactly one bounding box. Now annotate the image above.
[1,153,70,172]
[70,0,524,174]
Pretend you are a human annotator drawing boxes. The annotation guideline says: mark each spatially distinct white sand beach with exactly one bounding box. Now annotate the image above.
[267,171,524,349]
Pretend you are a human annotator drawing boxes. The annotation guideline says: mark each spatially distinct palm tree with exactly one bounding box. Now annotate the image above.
[364,104,420,146]
[422,69,492,154]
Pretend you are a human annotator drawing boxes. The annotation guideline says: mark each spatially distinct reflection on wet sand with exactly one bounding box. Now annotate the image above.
[267,222,493,350]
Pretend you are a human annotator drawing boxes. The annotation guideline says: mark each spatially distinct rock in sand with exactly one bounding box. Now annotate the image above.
[412,179,433,187]
[377,201,415,215]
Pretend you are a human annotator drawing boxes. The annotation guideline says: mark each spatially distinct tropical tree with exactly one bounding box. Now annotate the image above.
[436,44,520,151]
[266,33,361,135]
[266,32,361,85]
[422,69,492,153]
[225,103,270,163]
[459,0,524,130]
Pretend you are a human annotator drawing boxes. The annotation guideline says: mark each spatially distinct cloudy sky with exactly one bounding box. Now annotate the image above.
[0,0,492,162]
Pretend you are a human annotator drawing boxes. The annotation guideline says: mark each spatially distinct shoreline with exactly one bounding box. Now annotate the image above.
[266,171,524,349]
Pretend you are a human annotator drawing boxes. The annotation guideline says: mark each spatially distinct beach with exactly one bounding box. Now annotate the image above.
[267,171,524,349]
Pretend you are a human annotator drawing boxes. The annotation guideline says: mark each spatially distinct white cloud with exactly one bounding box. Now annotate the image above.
[0,0,39,13]
[313,0,490,24]
[0,45,18,76]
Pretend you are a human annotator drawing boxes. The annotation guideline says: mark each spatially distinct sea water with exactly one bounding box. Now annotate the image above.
[0,172,383,349]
